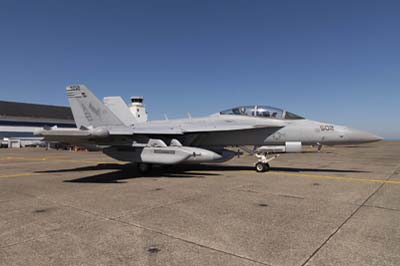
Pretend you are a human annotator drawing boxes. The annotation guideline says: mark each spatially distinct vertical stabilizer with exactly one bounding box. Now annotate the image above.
[103,96,137,126]
[66,85,124,128]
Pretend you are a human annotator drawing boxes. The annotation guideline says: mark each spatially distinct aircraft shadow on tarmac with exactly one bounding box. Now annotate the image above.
[62,170,215,183]
[36,164,223,183]
[35,163,370,184]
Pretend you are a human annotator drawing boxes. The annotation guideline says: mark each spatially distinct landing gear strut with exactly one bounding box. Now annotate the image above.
[254,153,279,173]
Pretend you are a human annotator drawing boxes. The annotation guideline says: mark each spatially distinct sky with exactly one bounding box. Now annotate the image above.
[0,0,399,139]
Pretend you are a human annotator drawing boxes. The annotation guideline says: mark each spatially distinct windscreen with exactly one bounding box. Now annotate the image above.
[220,106,304,120]
[220,106,284,119]
[284,111,304,120]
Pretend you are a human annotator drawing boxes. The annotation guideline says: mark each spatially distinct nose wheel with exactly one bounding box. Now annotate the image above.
[255,162,270,172]
[254,153,279,173]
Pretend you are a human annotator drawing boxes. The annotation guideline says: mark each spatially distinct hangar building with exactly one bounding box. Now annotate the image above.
[0,101,76,148]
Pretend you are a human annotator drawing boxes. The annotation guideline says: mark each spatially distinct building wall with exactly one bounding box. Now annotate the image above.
[0,101,76,148]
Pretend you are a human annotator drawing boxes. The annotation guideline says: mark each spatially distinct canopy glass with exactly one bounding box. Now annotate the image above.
[220,105,304,120]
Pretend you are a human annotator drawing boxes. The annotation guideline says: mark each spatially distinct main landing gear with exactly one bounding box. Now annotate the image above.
[254,153,279,173]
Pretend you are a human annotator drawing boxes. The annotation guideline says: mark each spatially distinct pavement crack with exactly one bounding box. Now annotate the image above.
[278,194,305,200]
[109,217,275,266]
[62,184,273,266]
[363,204,400,212]
[0,231,61,249]
[5,184,272,265]
[300,164,400,266]
[113,184,247,220]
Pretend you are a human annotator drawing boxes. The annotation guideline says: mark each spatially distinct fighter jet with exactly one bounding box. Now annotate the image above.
[35,85,382,173]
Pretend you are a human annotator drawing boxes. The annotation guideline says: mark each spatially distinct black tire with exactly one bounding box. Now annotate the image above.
[255,162,270,173]
[255,162,266,172]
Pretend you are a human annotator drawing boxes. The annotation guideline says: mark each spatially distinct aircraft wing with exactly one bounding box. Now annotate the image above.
[35,85,284,146]
[131,121,283,134]
[36,118,284,148]
[36,122,282,138]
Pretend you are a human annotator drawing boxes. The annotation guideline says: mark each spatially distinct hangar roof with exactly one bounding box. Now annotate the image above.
[0,101,74,121]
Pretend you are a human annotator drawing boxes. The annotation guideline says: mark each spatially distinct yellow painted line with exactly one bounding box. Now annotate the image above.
[47,159,116,164]
[0,156,56,162]
[3,156,395,185]
[50,159,122,165]
[0,156,119,165]
[265,171,400,185]
[0,172,38,179]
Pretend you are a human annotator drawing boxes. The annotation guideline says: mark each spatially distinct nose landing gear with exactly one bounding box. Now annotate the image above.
[254,153,279,172]
[255,162,270,172]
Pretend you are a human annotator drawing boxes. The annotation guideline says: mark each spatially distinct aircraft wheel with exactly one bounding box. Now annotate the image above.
[255,162,265,172]
[138,163,152,174]
[255,162,270,173]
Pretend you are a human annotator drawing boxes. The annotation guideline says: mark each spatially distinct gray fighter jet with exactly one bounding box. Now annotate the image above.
[36,85,382,172]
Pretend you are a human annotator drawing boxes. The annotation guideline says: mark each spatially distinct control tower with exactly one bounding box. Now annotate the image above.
[129,96,148,122]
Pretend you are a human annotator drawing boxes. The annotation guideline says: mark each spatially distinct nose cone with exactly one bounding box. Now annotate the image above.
[346,128,383,144]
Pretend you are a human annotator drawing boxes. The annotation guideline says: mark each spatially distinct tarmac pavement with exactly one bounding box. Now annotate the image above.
[0,142,399,266]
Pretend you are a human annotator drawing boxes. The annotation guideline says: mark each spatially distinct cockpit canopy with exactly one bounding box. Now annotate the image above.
[220,105,304,120]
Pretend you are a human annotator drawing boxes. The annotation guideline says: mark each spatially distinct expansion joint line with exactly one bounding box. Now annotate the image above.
[7,184,274,266]
[110,217,275,266]
[300,164,400,266]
